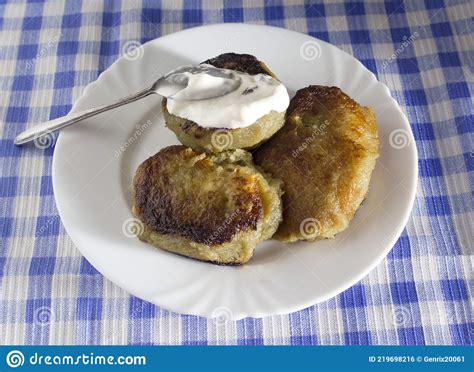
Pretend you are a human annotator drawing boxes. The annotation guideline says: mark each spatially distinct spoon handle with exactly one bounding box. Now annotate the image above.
[14,87,153,145]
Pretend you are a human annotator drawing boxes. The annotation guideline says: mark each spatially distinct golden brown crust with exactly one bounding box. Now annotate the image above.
[203,52,277,78]
[133,146,263,245]
[253,85,379,242]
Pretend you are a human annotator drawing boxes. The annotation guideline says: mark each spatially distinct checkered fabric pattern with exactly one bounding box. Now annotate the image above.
[0,0,472,345]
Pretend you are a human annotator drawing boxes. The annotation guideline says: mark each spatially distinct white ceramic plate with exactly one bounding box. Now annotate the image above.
[52,24,417,319]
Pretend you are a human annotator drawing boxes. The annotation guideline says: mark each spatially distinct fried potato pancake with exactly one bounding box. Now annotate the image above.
[132,145,282,264]
[254,86,379,242]
[162,53,286,153]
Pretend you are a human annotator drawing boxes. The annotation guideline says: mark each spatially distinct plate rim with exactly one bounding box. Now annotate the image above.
[52,23,418,319]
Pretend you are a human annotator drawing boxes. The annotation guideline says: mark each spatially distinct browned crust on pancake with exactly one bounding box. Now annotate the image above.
[202,52,276,78]
[287,86,359,116]
[132,146,264,246]
[154,248,246,266]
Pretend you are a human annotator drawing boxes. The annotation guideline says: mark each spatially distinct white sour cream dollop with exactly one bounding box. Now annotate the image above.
[166,64,290,129]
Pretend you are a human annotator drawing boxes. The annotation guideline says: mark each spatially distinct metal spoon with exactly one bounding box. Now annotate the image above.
[14,65,241,145]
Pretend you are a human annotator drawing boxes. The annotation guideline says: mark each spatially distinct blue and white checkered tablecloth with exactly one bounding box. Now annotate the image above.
[0,0,472,345]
